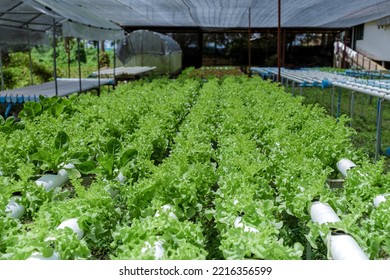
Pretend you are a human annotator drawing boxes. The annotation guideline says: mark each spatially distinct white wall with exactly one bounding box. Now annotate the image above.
[356,21,390,62]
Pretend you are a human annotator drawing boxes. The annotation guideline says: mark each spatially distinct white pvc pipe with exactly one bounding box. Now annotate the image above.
[332,81,390,101]
[35,164,74,192]
[336,159,357,177]
[5,196,25,219]
[373,194,389,207]
[27,251,60,260]
[309,201,368,260]
[329,234,369,260]
[56,218,84,240]
[35,171,69,192]
[309,201,341,224]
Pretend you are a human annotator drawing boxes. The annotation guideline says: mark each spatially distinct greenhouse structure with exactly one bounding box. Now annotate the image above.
[116,30,182,76]
[1,0,390,269]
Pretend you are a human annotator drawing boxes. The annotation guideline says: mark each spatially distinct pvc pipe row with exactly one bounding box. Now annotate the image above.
[309,201,368,260]
[337,158,389,208]
[5,164,75,221]
[27,218,84,260]
[258,67,390,101]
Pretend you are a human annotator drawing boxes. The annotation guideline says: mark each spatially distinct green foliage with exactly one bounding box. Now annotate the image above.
[1,74,388,260]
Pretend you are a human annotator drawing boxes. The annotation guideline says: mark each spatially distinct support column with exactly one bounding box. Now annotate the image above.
[337,87,342,120]
[53,19,58,96]
[277,0,281,82]
[350,91,355,127]
[248,7,252,76]
[331,87,335,117]
[282,28,286,67]
[375,98,384,162]
[97,41,101,96]
[0,45,4,91]
[27,26,34,85]
[77,38,82,93]
[113,41,116,88]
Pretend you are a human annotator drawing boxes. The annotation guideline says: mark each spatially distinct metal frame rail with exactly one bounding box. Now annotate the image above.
[90,66,156,80]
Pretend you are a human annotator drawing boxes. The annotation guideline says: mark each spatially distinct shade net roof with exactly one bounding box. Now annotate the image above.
[1,0,389,47]
[0,0,124,47]
[75,0,390,29]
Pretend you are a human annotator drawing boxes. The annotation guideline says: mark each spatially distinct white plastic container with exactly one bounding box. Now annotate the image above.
[336,159,357,177]
[309,202,341,225]
[373,194,389,207]
[329,233,369,260]
[56,218,84,240]
[5,196,25,219]
[27,251,60,260]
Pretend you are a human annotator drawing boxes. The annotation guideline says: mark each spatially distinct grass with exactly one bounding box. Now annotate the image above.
[284,82,390,168]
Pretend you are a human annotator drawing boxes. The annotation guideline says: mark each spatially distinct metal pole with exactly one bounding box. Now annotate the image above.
[53,18,58,96]
[350,91,355,127]
[66,38,71,78]
[360,93,365,118]
[113,40,116,88]
[292,81,295,95]
[27,26,34,85]
[248,7,251,76]
[375,98,384,162]
[77,38,82,93]
[97,41,101,96]
[277,0,281,82]
[331,86,335,116]
[0,45,4,91]
[282,28,286,67]
[337,87,341,119]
